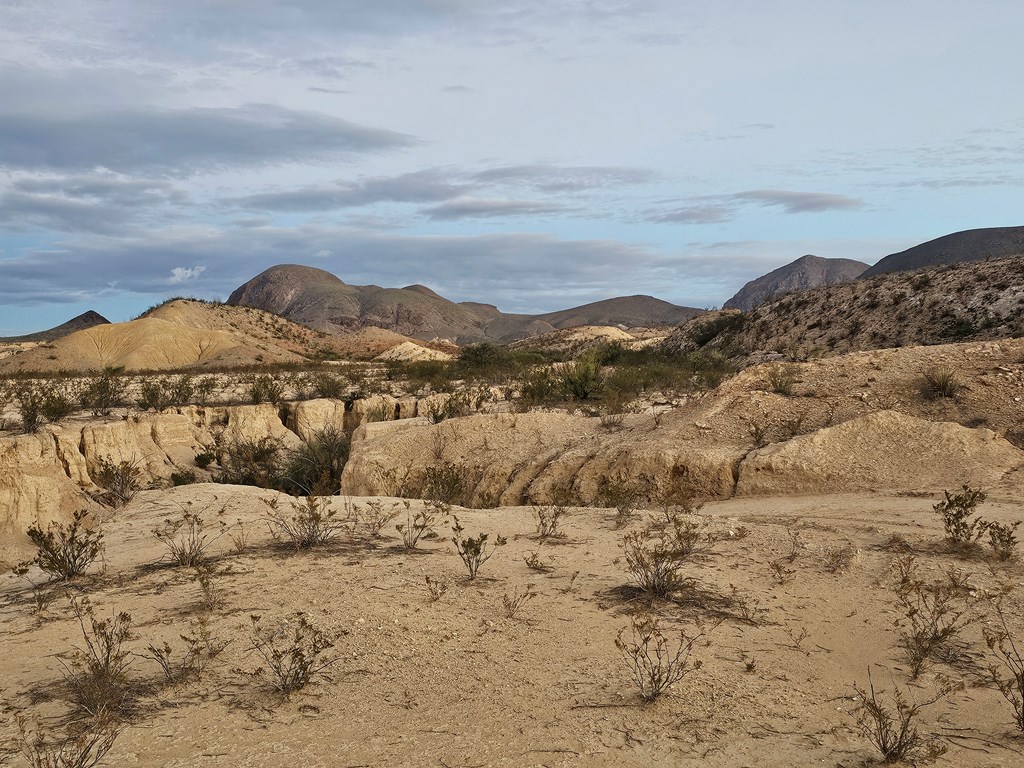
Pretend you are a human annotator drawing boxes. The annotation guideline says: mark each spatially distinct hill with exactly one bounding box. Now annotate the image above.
[227,264,701,343]
[664,255,1024,357]
[0,299,433,372]
[0,310,110,342]
[862,225,1024,277]
[723,254,868,311]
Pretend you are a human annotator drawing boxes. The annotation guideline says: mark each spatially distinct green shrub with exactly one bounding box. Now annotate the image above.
[283,426,350,496]
[80,368,128,416]
[136,375,194,411]
[94,457,142,508]
[13,380,81,432]
[933,485,988,545]
[765,363,799,396]
[217,437,285,488]
[560,353,603,400]
[850,669,949,764]
[194,451,216,469]
[451,516,506,579]
[245,373,285,405]
[986,521,1020,561]
[264,495,347,550]
[422,461,466,505]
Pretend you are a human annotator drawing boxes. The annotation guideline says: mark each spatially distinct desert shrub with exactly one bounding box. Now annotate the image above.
[598,474,645,527]
[983,599,1024,733]
[354,499,402,538]
[422,461,466,504]
[307,371,348,399]
[560,353,603,400]
[502,585,536,619]
[191,565,225,613]
[153,506,222,567]
[79,368,128,416]
[194,451,216,469]
[424,575,449,602]
[689,312,747,347]
[515,367,559,408]
[170,469,196,486]
[748,419,770,447]
[691,350,736,389]
[451,516,506,579]
[986,521,1020,561]
[921,366,962,400]
[247,614,337,698]
[141,616,226,685]
[523,551,553,572]
[93,457,142,508]
[765,363,799,396]
[396,502,446,550]
[217,436,285,488]
[15,511,104,582]
[62,599,134,721]
[425,391,473,424]
[263,495,347,551]
[534,503,568,542]
[13,380,81,432]
[192,376,217,406]
[820,541,858,573]
[245,373,285,405]
[893,574,973,678]
[135,374,194,411]
[622,527,688,598]
[282,425,350,495]
[933,485,988,546]
[16,715,123,768]
[616,614,704,702]
[850,670,949,764]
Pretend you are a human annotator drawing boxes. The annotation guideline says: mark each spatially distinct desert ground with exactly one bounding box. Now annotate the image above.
[2,483,1024,767]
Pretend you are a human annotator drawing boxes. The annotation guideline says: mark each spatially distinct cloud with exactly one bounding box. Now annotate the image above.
[0,174,188,235]
[733,189,864,213]
[169,266,207,284]
[0,103,416,176]
[647,202,735,224]
[472,164,657,193]
[422,198,566,220]
[233,169,469,212]
[441,84,475,93]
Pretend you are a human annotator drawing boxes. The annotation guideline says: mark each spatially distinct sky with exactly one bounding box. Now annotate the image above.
[1,0,1022,334]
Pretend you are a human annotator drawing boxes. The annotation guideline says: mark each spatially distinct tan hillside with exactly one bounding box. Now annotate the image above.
[507,325,641,358]
[664,255,1024,358]
[0,299,435,372]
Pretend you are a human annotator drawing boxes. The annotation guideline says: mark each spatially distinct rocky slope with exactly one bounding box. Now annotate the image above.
[862,225,1024,277]
[724,254,868,311]
[228,264,700,343]
[666,255,1024,357]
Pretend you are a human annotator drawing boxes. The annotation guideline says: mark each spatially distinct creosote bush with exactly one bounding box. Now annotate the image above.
[94,457,142,508]
[451,516,506,579]
[244,373,285,405]
[247,614,337,698]
[622,509,709,598]
[422,461,466,505]
[15,510,104,582]
[396,501,446,550]
[16,715,123,768]
[14,380,81,433]
[983,598,1024,734]
[79,368,128,416]
[850,669,950,765]
[153,504,223,567]
[217,436,285,488]
[616,614,704,702]
[263,495,347,551]
[282,425,350,496]
[934,484,988,545]
[62,598,134,721]
[136,375,194,412]
[534,503,568,542]
[892,560,973,678]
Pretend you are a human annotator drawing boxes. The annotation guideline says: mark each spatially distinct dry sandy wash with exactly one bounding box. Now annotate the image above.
[2,483,1024,767]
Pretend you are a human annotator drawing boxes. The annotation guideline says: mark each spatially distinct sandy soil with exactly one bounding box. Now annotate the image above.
[3,485,1024,767]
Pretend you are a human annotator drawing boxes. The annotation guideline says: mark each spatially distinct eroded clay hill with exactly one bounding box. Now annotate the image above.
[0,300,441,373]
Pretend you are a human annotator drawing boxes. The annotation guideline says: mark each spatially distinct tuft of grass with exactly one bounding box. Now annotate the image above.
[921,366,962,400]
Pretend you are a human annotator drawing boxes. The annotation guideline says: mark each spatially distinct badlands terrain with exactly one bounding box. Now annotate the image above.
[2,243,1024,767]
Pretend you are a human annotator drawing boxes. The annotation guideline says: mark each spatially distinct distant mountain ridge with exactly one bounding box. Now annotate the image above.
[724,254,868,311]
[0,310,110,342]
[862,225,1024,277]
[227,264,702,343]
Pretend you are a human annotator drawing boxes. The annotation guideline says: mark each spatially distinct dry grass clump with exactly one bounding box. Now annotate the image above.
[16,715,123,768]
[920,366,963,400]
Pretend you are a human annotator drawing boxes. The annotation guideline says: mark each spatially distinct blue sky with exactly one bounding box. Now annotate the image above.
[0,0,1021,334]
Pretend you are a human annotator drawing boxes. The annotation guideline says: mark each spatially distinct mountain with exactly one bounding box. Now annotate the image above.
[227,264,701,343]
[861,226,1024,277]
[664,254,1024,357]
[0,310,110,342]
[723,255,868,311]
